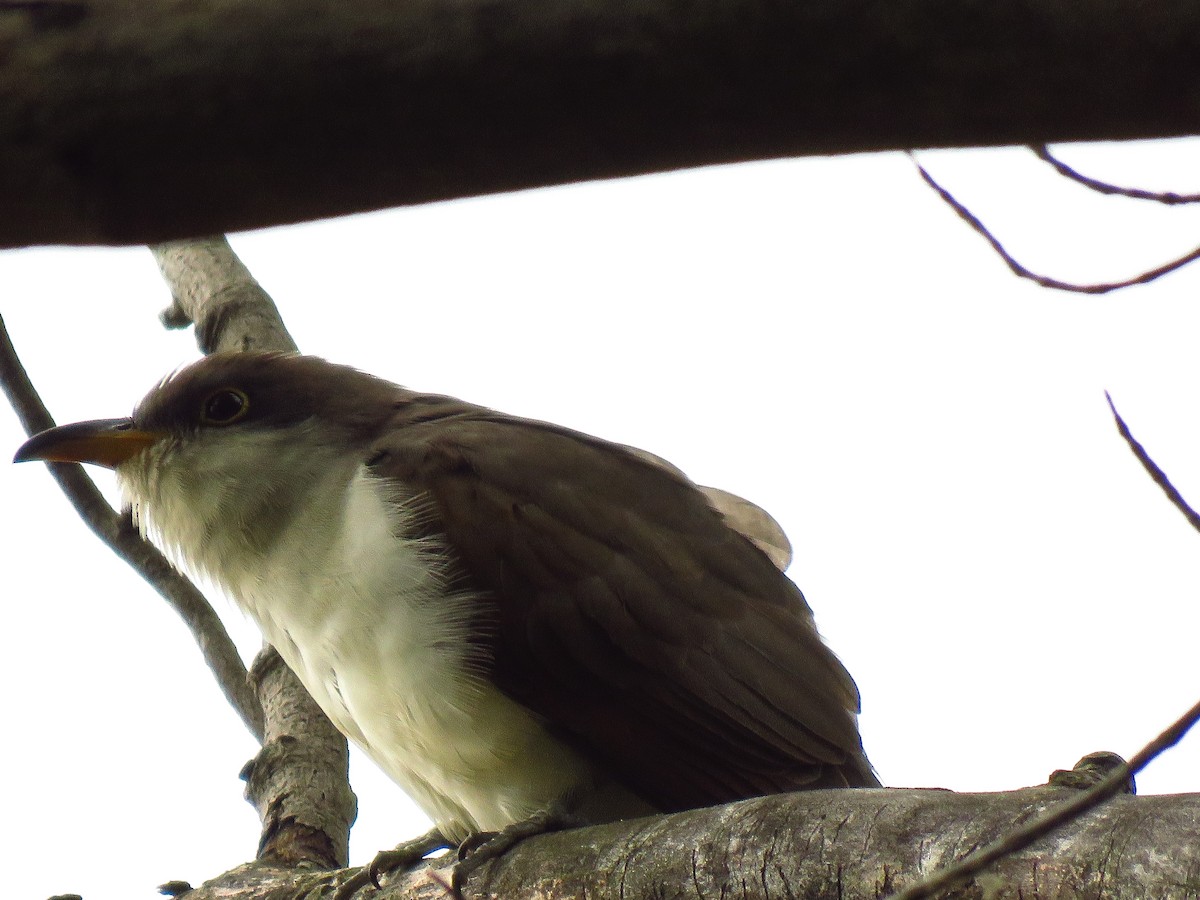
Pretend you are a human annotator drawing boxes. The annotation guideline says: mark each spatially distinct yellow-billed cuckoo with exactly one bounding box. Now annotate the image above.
[15,352,877,848]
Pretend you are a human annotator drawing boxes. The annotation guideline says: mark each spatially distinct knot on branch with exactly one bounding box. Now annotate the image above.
[1048,751,1135,794]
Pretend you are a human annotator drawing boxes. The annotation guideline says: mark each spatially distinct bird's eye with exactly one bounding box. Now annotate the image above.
[200,388,250,425]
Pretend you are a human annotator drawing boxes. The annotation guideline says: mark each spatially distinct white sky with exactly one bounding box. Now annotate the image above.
[3,141,1199,900]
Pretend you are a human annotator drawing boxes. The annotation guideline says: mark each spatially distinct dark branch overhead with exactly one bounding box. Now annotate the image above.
[2,0,1199,246]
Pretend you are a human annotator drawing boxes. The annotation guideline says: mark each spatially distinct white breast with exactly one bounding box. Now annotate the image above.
[249,469,597,838]
[125,441,596,840]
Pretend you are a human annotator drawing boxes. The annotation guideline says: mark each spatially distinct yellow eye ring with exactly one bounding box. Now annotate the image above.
[200,388,250,425]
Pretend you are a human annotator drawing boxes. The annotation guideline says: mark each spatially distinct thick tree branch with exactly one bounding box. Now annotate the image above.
[171,781,1200,900]
[3,0,1200,246]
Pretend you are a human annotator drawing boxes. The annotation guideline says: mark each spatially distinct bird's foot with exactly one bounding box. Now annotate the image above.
[331,826,451,900]
[439,806,577,897]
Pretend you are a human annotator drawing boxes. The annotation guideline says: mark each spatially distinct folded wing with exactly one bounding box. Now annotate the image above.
[371,408,878,811]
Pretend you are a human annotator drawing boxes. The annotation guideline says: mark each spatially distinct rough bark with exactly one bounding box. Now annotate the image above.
[2,0,1199,246]
[244,648,356,869]
[152,238,299,354]
[173,786,1200,899]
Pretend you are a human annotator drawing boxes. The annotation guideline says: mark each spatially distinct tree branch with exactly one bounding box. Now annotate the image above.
[152,237,299,354]
[168,777,1200,899]
[3,0,1200,246]
[243,648,356,869]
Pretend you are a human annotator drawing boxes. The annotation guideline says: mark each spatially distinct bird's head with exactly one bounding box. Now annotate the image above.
[16,352,402,468]
[14,352,405,575]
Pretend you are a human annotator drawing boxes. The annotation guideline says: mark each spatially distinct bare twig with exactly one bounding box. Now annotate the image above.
[912,155,1200,294]
[1105,392,1200,534]
[0,313,264,741]
[1033,145,1200,205]
[889,695,1200,899]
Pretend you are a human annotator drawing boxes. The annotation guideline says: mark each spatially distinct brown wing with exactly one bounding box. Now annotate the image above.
[371,409,878,810]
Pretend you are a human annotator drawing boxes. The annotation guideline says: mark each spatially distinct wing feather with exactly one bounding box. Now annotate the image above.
[370,410,878,809]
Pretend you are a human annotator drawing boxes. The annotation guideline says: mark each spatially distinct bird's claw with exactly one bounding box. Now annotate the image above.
[329,827,450,900]
[442,806,572,895]
[331,867,374,900]
[455,830,498,861]
[329,810,566,898]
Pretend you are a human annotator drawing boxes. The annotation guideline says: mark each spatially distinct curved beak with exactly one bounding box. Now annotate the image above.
[13,418,164,469]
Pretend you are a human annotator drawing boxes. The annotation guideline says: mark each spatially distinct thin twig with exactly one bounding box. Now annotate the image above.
[912,155,1200,294]
[889,694,1200,899]
[0,313,264,741]
[1033,145,1200,205]
[1106,392,1200,534]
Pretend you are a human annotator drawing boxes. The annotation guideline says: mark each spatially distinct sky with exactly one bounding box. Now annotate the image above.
[3,140,1200,900]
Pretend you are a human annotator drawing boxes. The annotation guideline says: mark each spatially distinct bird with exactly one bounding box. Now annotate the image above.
[15,352,878,863]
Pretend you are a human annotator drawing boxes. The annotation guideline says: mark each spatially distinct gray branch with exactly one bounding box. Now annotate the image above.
[243,648,356,869]
[152,237,299,354]
[3,0,1200,246]
[171,781,1200,899]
